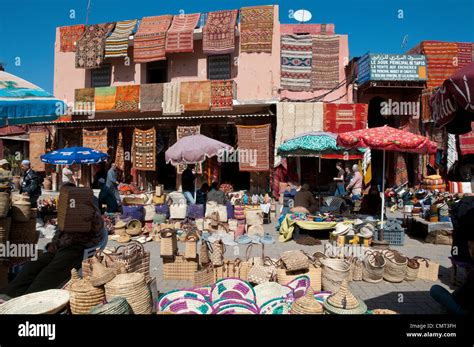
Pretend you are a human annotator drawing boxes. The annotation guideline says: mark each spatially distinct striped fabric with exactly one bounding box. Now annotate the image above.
[134,15,173,62]
[280,34,313,91]
[105,19,137,58]
[457,42,473,68]
[165,13,200,53]
[421,41,458,88]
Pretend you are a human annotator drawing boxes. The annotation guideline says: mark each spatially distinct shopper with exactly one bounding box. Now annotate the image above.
[195,183,209,205]
[344,166,353,188]
[333,162,345,196]
[61,165,76,186]
[181,168,196,204]
[106,163,120,204]
[98,178,119,213]
[294,183,318,214]
[19,160,43,208]
[346,164,363,201]
[207,182,226,205]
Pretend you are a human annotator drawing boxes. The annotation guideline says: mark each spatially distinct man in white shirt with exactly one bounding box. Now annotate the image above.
[62,165,75,185]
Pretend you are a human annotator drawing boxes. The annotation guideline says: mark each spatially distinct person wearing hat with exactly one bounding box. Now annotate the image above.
[0,159,12,186]
[98,177,119,213]
[19,159,43,208]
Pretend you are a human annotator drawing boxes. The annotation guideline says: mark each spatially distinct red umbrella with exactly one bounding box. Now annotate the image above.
[336,125,436,241]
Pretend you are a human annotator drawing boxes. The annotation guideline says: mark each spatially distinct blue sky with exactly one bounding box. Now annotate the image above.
[0,0,472,93]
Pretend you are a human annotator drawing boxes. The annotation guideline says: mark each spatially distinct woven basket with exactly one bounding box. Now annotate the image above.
[415,257,439,281]
[351,258,363,281]
[193,265,214,287]
[184,232,198,259]
[320,258,352,292]
[162,255,198,281]
[89,296,133,314]
[160,229,177,258]
[126,219,142,236]
[0,217,11,245]
[213,259,243,282]
[12,200,31,222]
[277,264,322,291]
[382,250,407,283]
[405,258,420,281]
[362,251,386,283]
[105,273,152,314]
[68,270,106,315]
[291,288,323,314]
[0,192,10,218]
[9,218,38,246]
[200,242,210,265]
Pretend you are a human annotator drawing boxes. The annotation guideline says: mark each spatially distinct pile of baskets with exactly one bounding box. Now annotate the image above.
[105,273,152,314]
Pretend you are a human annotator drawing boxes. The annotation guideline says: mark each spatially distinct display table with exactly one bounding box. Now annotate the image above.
[279,215,337,242]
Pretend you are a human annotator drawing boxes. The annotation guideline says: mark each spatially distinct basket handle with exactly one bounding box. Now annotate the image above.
[413,256,431,268]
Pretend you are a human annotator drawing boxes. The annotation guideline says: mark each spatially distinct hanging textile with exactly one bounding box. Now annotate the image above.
[311,35,340,90]
[162,82,182,115]
[94,87,116,111]
[421,88,434,123]
[133,15,172,62]
[29,131,46,172]
[394,153,408,186]
[82,128,108,153]
[59,25,85,52]
[75,23,115,69]
[132,128,156,171]
[362,148,372,185]
[447,133,458,172]
[236,124,272,172]
[459,124,474,155]
[176,125,202,174]
[431,127,446,150]
[104,19,137,58]
[323,103,368,133]
[280,24,335,35]
[115,85,140,112]
[274,102,324,167]
[240,5,274,53]
[421,41,458,88]
[280,34,313,91]
[202,10,238,54]
[140,83,164,112]
[165,13,201,53]
[115,131,125,172]
[210,80,234,111]
[457,42,473,68]
[179,81,211,111]
[74,88,95,113]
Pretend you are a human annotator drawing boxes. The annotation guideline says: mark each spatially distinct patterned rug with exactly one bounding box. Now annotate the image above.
[140,83,164,111]
[280,34,313,91]
[274,102,324,166]
[133,128,156,171]
[76,23,115,68]
[74,88,95,113]
[459,124,474,155]
[83,128,108,153]
[240,6,273,53]
[180,81,211,111]
[421,41,458,88]
[162,82,182,115]
[394,153,408,186]
[202,10,238,54]
[104,20,137,58]
[29,132,46,172]
[165,13,201,53]
[134,15,173,62]
[312,35,340,89]
[95,87,116,111]
[59,25,85,52]
[457,42,473,68]
[115,85,140,112]
[323,103,368,133]
[115,131,125,172]
[211,80,234,111]
[176,125,202,174]
[280,24,335,35]
[236,124,271,172]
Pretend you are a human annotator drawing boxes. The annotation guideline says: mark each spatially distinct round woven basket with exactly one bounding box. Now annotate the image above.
[126,219,142,236]
[382,250,407,283]
[69,276,106,315]
[0,217,11,245]
[362,251,385,283]
[0,192,10,218]
[323,280,367,315]
[290,288,323,314]
[12,200,31,222]
[320,258,351,292]
[0,289,70,314]
[405,258,420,281]
[105,273,152,314]
[89,297,133,314]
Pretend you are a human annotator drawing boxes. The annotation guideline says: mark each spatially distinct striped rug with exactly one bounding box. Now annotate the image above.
[457,42,473,68]
[459,124,474,155]
[162,82,182,115]
[280,34,313,91]
[105,20,137,58]
[165,13,200,53]
[202,10,238,54]
[134,15,172,62]
[422,41,458,88]
[311,35,340,89]
[240,5,274,53]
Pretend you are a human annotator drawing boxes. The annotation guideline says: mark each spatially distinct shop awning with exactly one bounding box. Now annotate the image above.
[0,135,29,141]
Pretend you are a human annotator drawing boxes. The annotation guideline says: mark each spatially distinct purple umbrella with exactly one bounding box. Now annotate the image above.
[165,134,233,166]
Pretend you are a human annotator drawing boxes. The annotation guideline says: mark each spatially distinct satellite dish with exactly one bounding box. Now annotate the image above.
[293,9,312,23]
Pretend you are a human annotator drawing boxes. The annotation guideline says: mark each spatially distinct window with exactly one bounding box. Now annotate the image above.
[90,65,111,87]
[147,60,168,83]
[208,55,231,80]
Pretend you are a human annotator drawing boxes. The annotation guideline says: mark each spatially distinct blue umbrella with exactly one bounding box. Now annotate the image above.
[41,147,108,165]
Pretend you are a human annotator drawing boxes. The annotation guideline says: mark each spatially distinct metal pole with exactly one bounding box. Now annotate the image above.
[380,150,386,240]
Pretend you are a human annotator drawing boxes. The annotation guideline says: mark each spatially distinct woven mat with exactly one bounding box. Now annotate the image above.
[459,124,474,155]
[83,128,108,153]
[163,82,182,115]
[134,15,172,62]
[312,35,340,89]
[133,128,156,171]
[180,81,211,111]
[280,34,313,91]
[60,25,85,52]
[202,10,238,54]
[176,126,202,174]
[457,42,473,68]
[240,6,273,53]
[76,23,115,68]
[280,24,335,35]
[421,41,458,88]
[236,124,271,172]
[29,132,46,172]
[115,85,140,112]
[94,87,116,111]
[211,80,234,111]
[74,88,95,113]
[116,131,125,172]
[165,13,200,53]
[323,103,368,133]
[140,83,163,111]
[105,20,137,58]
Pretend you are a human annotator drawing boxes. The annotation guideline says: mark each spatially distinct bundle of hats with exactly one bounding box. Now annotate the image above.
[383,218,403,232]
[323,280,367,314]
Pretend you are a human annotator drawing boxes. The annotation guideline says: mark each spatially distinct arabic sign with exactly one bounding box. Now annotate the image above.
[358,54,427,84]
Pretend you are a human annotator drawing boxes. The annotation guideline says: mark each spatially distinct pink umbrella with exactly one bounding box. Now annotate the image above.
[337,126,437,241]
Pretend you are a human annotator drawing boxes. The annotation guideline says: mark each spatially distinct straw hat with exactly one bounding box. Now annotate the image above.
[126,219,142,236]
[323,280,367,314]
[290,288,323,314]
[353,219,364,227]
[359,226,374,239]
[117,235,131,243]
[115,219,127,229]
[333,222,350,236]
[90,259,116,287]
